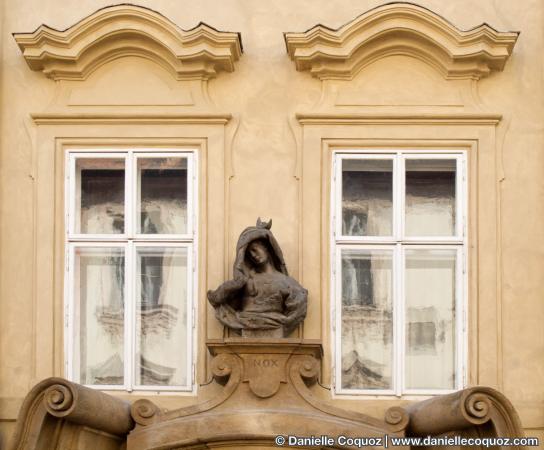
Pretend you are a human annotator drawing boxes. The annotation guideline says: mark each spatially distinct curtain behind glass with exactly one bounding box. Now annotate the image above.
[75,247,125,385]
[340,249,393,390]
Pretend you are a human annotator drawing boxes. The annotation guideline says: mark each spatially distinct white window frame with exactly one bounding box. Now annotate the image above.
[331,149,467,397]
[64,148,198,393]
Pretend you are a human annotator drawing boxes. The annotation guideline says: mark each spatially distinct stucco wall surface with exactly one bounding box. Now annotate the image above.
[0,0,542,446]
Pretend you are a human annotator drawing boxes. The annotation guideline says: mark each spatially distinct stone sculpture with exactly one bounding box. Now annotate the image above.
[207,219,307,337]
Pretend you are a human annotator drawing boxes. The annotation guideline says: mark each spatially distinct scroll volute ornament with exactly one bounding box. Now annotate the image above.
[284,2,518,80]
[10,377,134,450]
[13,4,242,81]
[405,386,526,439]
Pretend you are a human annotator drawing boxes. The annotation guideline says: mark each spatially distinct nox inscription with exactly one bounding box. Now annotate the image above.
[253,358,279,368]
[242,353,288,398]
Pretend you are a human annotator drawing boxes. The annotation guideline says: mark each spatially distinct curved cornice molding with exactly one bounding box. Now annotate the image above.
[13,4,243,81]
[284,2,518,80]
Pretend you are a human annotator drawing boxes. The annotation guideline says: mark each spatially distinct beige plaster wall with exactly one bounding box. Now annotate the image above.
[0,0,542,445]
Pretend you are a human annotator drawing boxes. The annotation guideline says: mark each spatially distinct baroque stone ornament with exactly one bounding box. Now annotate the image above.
[126,340,410,449]
[284,2,518,81]
[9,377,134,450]
[9,350,528,449]
[13,4,242,81]
[207,219,308,337]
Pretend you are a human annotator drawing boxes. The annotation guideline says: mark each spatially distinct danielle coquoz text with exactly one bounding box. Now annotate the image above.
[274,434,540,447]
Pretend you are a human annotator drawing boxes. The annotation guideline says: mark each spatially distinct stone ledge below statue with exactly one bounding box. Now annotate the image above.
[207,338,323,398]
[207,337,323,355]
[241,327,284,338]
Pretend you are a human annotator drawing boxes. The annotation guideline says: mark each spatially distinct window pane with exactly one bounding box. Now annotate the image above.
[136,247,189,386]
[137,157,188,234]
[405,249,456,390]
[74,247,125,385]
[340,249,393,390]
[405,159,456,236]
[76,158,125,234]
[342,159,393,236]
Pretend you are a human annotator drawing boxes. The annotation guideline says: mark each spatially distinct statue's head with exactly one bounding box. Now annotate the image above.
[247,239,270,268]
[234,218,288,277]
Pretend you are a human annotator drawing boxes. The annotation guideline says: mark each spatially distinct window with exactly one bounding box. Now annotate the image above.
[332,150,466,395]
[65,149,197,391]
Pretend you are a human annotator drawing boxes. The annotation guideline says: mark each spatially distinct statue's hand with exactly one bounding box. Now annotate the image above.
[207,289,221,306]
[282,313,296,326]
[207,276,248,307]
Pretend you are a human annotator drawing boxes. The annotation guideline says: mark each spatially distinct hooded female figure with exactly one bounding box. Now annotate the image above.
[207,219,307,337]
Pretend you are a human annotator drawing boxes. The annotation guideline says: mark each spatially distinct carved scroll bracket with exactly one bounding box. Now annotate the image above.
[405,386,526,439]
[10,377,134,449]
[127,340,410,449]
[207,338,322,399]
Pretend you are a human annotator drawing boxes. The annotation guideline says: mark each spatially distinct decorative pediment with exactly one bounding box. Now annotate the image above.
[14,4,242,81]
[10,350,527,449]
[284,3,518,80]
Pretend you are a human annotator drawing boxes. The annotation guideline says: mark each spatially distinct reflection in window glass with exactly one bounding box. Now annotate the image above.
[76,158,125,234]
[341,249,393,390]
[137,158,188,234]
[342,159,393,236]
[135,247,188,386]
[405,249,456,390]
[74,247,125,385]
[405,159,456,237]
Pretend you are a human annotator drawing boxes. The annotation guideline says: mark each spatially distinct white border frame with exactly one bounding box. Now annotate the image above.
[67,152,130,240]
[132,152,194,241]
[401,154,465,243]
[65,147,198,393]
[400,244,464,395]
[335,153,397,243]
[131,241,194,392]
[66,241,129,391]
[331,149,467,397]
[334,244,398,396]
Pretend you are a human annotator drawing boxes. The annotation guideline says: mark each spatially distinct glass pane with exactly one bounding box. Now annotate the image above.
[342,159,393,236]
[74,247,125,385]
[137,157,188,234]
[136,247,189,386]
[405,159,456,236]
[405,249,456,390]
[76,158,125,234]
[340,249,393,390]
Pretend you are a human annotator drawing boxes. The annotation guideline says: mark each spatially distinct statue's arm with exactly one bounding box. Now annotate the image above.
[207,276,247,307]
[282,279,308,331]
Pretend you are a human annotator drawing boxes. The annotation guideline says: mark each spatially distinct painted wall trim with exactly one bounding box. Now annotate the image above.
[30,113,232,125]
[296,113,502,125]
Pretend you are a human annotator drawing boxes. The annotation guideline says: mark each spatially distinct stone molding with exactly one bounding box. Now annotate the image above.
[127,339,409,449]
[405,386,526,440]
[13,4,242,81]
[284,2,518,80]
[296,112,502,125]
[9,362,527,449]
[9,377,133,450]
[30,112,232,125]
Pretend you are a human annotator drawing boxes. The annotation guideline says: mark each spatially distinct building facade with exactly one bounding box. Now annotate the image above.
[0,0,543,448]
